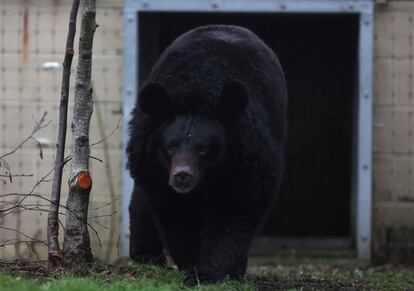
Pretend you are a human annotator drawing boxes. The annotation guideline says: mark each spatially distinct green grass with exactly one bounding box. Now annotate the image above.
[1,254,414,290]
[0,264,254,291]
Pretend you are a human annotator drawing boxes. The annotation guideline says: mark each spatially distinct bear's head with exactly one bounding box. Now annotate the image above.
[138,80,248,194]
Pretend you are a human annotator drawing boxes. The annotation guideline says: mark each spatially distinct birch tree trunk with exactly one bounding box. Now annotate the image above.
[48,0,80,270]
[62,0,97,271]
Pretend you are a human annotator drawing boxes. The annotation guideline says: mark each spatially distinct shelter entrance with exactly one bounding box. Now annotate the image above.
[138,12,359,246]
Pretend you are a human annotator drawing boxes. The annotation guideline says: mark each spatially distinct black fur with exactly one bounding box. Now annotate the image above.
[127,25,287,284]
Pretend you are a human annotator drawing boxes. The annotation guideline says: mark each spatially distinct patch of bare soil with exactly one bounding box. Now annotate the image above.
[0,261,140,282]
[0,261,49,280]
[247,275,362,291]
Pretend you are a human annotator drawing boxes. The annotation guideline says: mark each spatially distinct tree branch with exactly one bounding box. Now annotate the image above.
[47,0,80,270]
[0,111,50,161]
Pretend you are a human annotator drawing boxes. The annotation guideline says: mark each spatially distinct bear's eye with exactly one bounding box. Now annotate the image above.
[195,145,207,156]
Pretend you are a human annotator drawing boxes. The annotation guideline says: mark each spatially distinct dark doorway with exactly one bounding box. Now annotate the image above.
[138,13,358,239]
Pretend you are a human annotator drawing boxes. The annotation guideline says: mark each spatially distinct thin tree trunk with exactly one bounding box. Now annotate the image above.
[48,0,80,271]
[62,0,97,272]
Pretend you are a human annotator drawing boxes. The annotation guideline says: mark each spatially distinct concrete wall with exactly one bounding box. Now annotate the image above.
[373,1,414,263]
[0,0,124,262]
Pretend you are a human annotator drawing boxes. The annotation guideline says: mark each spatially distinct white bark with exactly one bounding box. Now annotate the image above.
[62,0,97,272]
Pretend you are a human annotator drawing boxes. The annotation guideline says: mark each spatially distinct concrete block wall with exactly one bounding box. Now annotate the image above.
[373,1,414,263]
[0,0,124,262]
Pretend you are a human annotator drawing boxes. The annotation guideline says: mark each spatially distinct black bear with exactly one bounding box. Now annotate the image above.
[127,25,287,284]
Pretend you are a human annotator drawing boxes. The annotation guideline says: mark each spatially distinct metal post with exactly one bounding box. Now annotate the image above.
[356,11,374,259]
[121,7,138,257]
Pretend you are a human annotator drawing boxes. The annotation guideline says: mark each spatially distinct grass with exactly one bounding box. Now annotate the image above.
[0,263,254,291]
[1,252,414,290]
[249,252,414,290]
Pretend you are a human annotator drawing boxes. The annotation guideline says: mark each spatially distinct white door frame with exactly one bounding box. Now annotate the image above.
[122,0,374,259]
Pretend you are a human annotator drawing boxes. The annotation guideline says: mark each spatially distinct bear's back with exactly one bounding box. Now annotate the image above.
[168,25,263,51]
[150,25,281,87]
[146,25,287,143]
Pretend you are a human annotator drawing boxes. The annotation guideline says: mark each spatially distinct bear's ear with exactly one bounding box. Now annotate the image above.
[217,80,248,118]
[139,82,172,119]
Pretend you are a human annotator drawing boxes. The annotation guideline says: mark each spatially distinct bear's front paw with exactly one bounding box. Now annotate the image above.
[183,270,223,286]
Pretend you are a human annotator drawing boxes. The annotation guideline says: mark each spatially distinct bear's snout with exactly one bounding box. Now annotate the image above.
[173,166,193,184]
[169,166,196,193]
[169,153,199,194]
